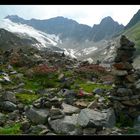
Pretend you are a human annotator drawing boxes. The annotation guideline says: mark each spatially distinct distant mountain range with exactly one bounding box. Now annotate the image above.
[1,9,140,67]
[5,15,124,42]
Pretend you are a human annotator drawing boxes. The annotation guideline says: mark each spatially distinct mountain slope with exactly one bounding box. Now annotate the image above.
[0,28,40,50]
[5,15,91,42]
[123,21,140,55]
[125,9,140,30]
[0,19,62,51]
[5,15,124,42]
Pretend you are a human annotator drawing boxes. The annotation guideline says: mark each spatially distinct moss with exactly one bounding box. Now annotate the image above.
[15,93,40,105]
[0,123,21,135]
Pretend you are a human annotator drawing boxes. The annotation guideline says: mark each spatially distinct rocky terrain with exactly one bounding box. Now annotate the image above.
[0,36,140,135]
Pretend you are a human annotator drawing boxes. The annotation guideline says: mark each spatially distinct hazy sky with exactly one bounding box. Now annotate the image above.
[0,5,140,27]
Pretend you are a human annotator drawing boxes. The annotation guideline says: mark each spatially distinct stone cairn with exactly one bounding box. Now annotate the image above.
[110,35,140,125]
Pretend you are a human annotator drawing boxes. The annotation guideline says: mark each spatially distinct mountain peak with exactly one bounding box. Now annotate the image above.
[5,15,23,20]
[100,16,116,24]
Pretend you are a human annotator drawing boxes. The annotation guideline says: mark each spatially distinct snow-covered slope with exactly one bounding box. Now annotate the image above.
[0,19,61,49]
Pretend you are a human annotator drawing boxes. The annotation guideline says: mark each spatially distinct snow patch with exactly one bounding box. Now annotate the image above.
[0,19,60,48]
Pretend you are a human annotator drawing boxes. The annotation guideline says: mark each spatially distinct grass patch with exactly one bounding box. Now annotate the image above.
[116,112,134,128]
[15,93,40,105]
[0,123,21,135]
[77,83,112,93]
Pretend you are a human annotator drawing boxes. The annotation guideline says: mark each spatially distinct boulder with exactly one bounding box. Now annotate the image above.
[48,114,81,135]
[25,106,49,124]
[116,88,133,97]
[61,103,80,115]
[0,101,17,112]
[112,69,128,76]
[1,91,17,103]
[77,108,116,128]
[49,107,65,120]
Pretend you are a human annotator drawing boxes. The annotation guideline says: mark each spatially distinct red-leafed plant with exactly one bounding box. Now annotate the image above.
[32,64,57,75]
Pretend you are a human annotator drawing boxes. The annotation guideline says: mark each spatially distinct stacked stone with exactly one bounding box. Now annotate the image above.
[110,35,140,122]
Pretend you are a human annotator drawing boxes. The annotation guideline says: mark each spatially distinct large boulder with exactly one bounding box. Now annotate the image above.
[25,106,49,124]
[48,114,82,135]
[77,108,116,128]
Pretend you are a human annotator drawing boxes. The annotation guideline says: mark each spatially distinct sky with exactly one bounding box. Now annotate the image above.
[0,5,140,27]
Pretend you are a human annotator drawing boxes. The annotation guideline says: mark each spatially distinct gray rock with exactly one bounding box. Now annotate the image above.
[30,124,48,134]
[62,103,80,115]
[1,91,17,103]
[83,128,96,135]
[117,88,133,96]
[20,120,31,132]
[48,114,80,134]
[49,107,65,120]
[77,108,116,128]
[93,88,104,94]
[103,81,113,85]
[8,110,20,120]
[25,106,49,124]
[0,112,6,126]
[112,69,128,76]
[135,80,140,90]
[46,132,56,135]
[0,101,17,112]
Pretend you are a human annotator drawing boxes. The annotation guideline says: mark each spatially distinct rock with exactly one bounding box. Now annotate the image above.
[8,110,20,120]
[125,74,135,83]
[17,103,25,113]
[112,69,128,76]
[0,101,17,112]
[3,76,11,82]
[74,100,89,109]
[87,100,99,109]
[57,89,76,98]
[46,132,56,135]
[58,73,64,80]
[98,97,106,102]
[49,107,65,120]
[122,99,140,106]
[1,91,17,103]
[109,95,130,101]
[39,128,50,135]
[49,96,63,108]
[83,128,96,135]
[113,62,133,70]
[93,88,104,94]
[77,108,116,128]
[116,88,133,97]
[10,71,17,74]
[61,103,80,115]
[20,120,31,132]
[0,113,6,126]
[103,81,113,85]
[135,80,140,90]
[25,106,49,124]
[30,124,48,134]
[48,114,81,135]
